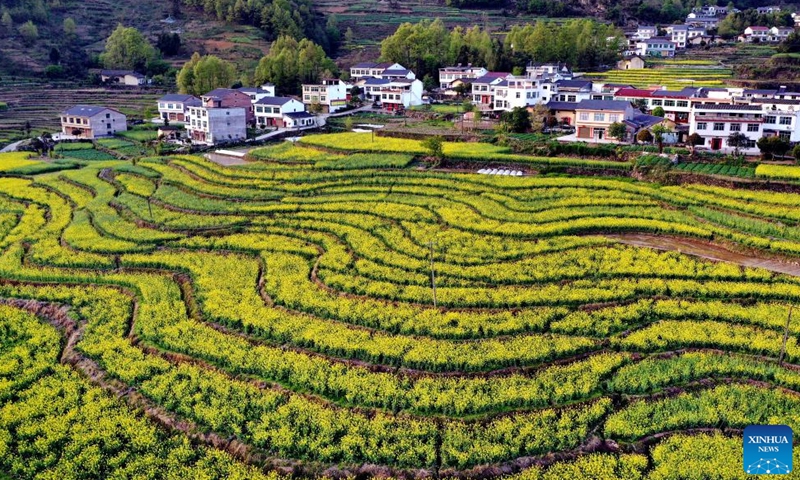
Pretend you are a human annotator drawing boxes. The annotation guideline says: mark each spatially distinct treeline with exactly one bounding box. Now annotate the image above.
[179,0,339,53]
[379,18,623,87]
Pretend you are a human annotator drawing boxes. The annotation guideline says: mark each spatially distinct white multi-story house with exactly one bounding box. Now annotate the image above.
[771,27,794,42]
[237,85,275,103]
[666,25,706,48]
[157,94,201,123]
[757,6,782,15]
[350,62,407,80]
[742,26,771,42]
[253,96,306,128]
[526,63,573,80]
[689,103,764,154]
[635,25,658,40]
[374,79,424,111]
[185,106,247,145]
[438,65,488,89]
[471,73,509,111]
[493,75,544,111]
[302,79,348,113]
[60,106,127,139]
[636,37,677,57]
[550,79,593,104]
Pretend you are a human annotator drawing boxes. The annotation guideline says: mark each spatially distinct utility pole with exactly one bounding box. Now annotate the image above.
[780,305,794,366]
[429,240,437,308]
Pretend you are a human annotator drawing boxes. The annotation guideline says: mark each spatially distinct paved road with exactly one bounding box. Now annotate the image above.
[608,234,800,277]
[0,140,25,153]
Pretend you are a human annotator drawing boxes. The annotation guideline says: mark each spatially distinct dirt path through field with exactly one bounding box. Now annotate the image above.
[607,234,800,277]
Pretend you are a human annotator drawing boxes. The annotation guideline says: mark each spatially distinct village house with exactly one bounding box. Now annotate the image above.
[201,89,255,124]
[60,105,127,139]
[617,55,646,70]
[376,79,424,111]
[757,6,782,15]
[282,111,317,130]
[185,105,247,145]
[100,70,146,86]
[237,85,276,103]
[685,16,720,29]
[666,25,707,49]
[157,94,201,123]
[635,37,677,57]
[574,100,636,141]
[471,73,509,111]
[302,79,348,113]
[551,79,594,104]
[544,101,578,126]
[253,96,306,128]
[741,26,771,42]
[349,62,408,80]
[688,103,763,154]
[493,75,543,111]
[438,65,488,89]
[771,26,795,42]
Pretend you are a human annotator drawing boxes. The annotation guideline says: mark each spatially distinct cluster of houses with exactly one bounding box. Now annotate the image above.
[437,61,800,155]
[61,62,428,146]
[618,5,796,59]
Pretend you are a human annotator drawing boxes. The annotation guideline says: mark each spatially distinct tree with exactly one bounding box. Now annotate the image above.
[254,35,337,95]
[18,21,38,46]
[687,132,704,157]
[49,47,61,64]
[632,99,648,113]
[344,116,353,131]
[727,132,749,158]
[24,121,31,136]
[637,129,654,144]
[177,53,237,96]
[651,124,672,154]
[793,144,800,163]
[309,102,323,114]
[421,136,444,162]
[344,27,354,46]
[502,107,532,133]
[100,24,158,72]
[757,135,789,160]
[461,99,475,114]
[156,33,182,56]
[63,17,76,36]
[609,122,627,143]
[1,11,12,35]
[529,104,549,133]
[652,106,665,117]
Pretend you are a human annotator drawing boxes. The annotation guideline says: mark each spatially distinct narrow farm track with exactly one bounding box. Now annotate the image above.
[608,234,800,277]
[6,138,800,478]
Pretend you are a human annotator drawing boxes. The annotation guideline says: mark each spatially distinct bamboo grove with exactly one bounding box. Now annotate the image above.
[4,138,800,478]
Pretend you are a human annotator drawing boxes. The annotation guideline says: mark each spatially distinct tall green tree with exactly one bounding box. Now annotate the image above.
[18,21,37,46]
[177,52,237,96]
[254,35,337,95]
[1,11,12,35]
[99,24,158,72]
[63,17,76,36]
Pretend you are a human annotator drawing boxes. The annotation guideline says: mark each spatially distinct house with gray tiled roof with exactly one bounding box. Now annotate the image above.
[60,106,127,139]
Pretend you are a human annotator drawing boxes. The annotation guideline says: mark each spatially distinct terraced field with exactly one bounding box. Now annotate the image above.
[5,137,800,478]
[582,64,734,90]
[0,80,165,147]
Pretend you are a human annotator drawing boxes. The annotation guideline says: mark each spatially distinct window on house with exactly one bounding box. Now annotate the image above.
[664,100,675,107]
[651,100,663,106]
[696,122,707,130]
[729,123,741,132]
[568,95,576,102]
[579,112,589,121]
[780,116,792,125]
[609,114,619,123]
[713,123,724,131]
[747,123,760,132]
[594,113,605,122]
[677,101,689,108]
[106,113,110,118]
[765,116,777,124]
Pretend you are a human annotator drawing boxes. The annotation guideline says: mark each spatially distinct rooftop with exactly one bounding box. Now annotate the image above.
[255,96,296,106]
[62,105,120,117]
[575,99,633,111]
